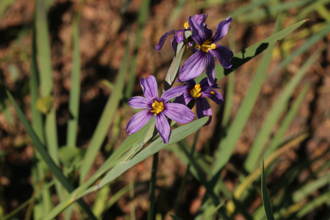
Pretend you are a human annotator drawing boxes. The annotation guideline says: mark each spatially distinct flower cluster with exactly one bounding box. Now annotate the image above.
[127,14,233,143]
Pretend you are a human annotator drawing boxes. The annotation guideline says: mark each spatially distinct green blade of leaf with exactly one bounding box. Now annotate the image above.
[264,84,309,157]
[237,0,313,23]
[7,91,97,220]
[79,39,130,183]
[30,20,47,218]
[98,117,208,188]
[210,16,281,179]
[244,48,323,172]
[44,117,208,220]
[66,16,81,147]
[293,174,330,203]
[125,0,150,98]
[269,23,330,77]
[261,161,275,220]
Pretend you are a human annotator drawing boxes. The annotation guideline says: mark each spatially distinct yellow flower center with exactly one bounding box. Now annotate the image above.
[184,22,190,29]
[150,100,164,115]
[196,40,216,52]
[190,84,202,98]
[210,90,215,95]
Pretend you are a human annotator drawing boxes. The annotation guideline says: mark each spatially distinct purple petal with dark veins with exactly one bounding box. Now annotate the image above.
[196,98,212,125]
[210,45,233,69]
[126,109,153,135]
[188,17,210,45]
[161,85,186,102]
[163,103,195,124]
[192,14,208,24]
[206,53,216,85]
[188,17,206,45]
[128,96,152,109]
[211,16,233,43]
[155,113,170,143]
[140,75,159,101]
[178,50,207,82]
[155,30,175,52]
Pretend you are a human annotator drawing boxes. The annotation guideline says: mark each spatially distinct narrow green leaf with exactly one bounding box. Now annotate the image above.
[79,40,130,183]
[35,0,53,97]
[269,23,330,77]
[244,48,323,172]
[125,0,150,98]
[210,16,280,178]
[261,161,275,220]
[165,42,185,89]
[147,152,158,220]
[30,21,49,218]
[67,16,81,147]
[7,91,97,220]
[237,0,313,23]
[36,0,63,206]
[296,193,330,218]
[98,117,208,188]
[44,117,208,220]
[264,84,309,157]
[293,174,330,203]
[194,19,307,83]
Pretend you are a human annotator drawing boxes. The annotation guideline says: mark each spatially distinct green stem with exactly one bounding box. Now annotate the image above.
[148,152,159,220]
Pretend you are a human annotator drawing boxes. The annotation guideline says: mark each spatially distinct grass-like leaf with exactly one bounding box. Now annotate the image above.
[261,161,275,220]
[7,91,97,220]
[79,40,130,183]
[244,48,323,172]
[44,117,208,219]
[66,15,81,148]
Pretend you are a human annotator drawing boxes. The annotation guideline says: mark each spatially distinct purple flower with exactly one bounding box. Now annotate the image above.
[155,14,208,52]
[126,75,195,143]
[178,16,234,85]
[174,78,223,125]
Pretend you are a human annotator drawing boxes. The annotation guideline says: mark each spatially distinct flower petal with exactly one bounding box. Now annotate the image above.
[126,109,153,135]
[174,30,185,44]
[210,45,233,69]
[211,16,233,43]
[128,96,152,109]
[161,85,186,102]
[192,14,208,24]
[171,37,178,52]
[196,98,212,125]
[173,88,192,105]
[163,103,195,124]
[140,75,159,100]
[202,89,223,105]
[188,17,212,45]
[206,53,216,85]
[155,30,175,52]
[178,50,207,82]
[155,113,170,143]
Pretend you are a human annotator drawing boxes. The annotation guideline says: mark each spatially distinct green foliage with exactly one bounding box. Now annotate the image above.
[2,0,329,219]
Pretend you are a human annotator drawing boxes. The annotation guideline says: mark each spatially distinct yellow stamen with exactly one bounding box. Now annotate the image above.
[184,22,190,29]
[195,40,216,52]
[210,90,215,95]
[150,100,164,115]
[190,84,202,98]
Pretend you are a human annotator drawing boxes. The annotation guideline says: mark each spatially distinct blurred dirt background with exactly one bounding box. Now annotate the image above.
[0,0,330,219]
